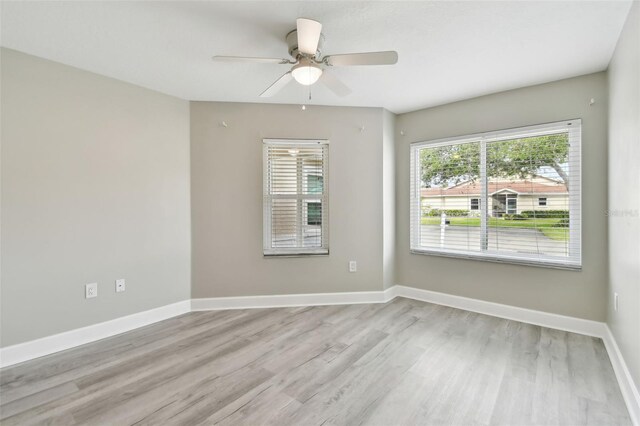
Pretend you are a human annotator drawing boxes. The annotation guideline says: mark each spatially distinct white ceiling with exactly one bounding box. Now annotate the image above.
[0,1,632,113]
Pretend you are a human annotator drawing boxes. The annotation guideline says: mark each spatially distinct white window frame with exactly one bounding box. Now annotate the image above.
[470,198,480,210]
[263,139,329,256]
[410,119,581,270]
[538,197,548,206]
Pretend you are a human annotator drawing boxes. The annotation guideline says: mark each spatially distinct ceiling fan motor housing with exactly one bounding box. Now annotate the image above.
[286,29,325,59]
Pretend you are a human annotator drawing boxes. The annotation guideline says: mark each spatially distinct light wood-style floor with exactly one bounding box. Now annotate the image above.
[0,298,631,425]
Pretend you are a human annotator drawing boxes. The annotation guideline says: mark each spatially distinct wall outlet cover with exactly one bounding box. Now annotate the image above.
[85,282,98,299]
[116,279,126,293]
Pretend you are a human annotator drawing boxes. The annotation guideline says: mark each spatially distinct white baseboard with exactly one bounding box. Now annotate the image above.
[1,285,637,425]
[191,288,396,311]
[602,325,640,426]
[0,286,605,368]
[0,300,191,369]
[394,285,606,337]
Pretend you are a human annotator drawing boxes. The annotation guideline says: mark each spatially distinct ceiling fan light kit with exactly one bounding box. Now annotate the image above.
[212,18,398,98]
[291,58,323,85]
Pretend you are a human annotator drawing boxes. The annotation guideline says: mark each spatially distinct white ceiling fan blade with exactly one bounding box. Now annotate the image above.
[320,71,352,97]
[296,18,322,56]
[325,51,398,66]
[212,56,290,64]
[260,72,293,97]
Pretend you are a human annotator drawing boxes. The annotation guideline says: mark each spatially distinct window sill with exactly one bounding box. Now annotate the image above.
[410,249,581,271]
[264,252,329,258]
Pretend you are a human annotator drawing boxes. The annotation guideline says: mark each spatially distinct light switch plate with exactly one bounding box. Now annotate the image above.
[116,279,126,293]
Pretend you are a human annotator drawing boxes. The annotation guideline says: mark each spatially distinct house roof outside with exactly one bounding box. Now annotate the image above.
[421,177,568,197]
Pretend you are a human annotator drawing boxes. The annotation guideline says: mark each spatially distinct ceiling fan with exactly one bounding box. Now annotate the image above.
[212,18,398,98]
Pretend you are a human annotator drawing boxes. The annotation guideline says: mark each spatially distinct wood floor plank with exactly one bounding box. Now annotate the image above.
[282,328,389,403]
[211,386,301,426]
[0,298,632,425]
[362,370,431,426]
[0,381,79,419]
[401,314,507,425]
[0,309,250,405]
[504,322,541,383]
[490,375,536,426]
[567,333,611,402]
[531,327,576,426]
[121,366,274,426]
[269,328,424,425]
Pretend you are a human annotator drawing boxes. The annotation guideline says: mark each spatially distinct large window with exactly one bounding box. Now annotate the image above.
[410,120,581,269]
[263,139,329,255]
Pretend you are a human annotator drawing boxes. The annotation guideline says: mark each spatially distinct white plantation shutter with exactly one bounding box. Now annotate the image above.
[410,120,581,269]
[263,139,329,255]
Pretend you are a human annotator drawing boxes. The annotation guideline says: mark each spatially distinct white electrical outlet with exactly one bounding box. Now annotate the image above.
[116,279,126,293]
[614,292,619,311]
[85,282,98,299]
[349,261,357,273]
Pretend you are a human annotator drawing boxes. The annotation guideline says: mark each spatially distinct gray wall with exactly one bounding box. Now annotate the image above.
[382,109,396,290]
[607,1,640,391]
[0,49,191,346]
[191,102,387,297]
[395,72,609,321]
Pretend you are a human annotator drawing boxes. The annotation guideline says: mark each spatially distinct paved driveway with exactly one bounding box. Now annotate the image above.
[420,225,569,256]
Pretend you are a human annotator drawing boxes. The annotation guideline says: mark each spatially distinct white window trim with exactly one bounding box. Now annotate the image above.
[409,119,582,270]
[263,139,329,256]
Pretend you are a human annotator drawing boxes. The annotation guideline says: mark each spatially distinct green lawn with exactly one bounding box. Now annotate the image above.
[420,216,569,241]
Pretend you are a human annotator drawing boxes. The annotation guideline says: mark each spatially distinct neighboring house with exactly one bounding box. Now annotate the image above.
[421,176,568,217]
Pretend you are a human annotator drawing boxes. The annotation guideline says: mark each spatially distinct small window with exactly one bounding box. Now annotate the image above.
[507,195,518,214]
[263,139,329,256]
[410,120,581,269]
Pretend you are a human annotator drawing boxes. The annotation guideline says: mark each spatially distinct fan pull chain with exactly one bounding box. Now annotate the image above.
[302,85,312,111]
